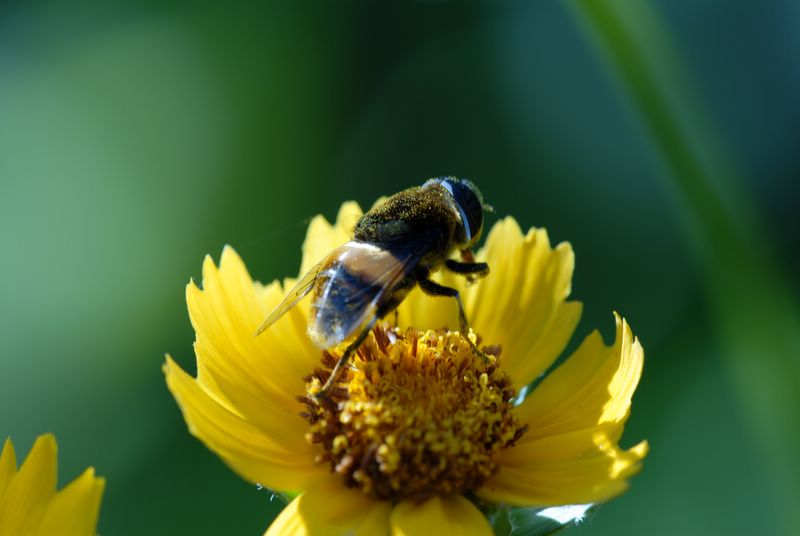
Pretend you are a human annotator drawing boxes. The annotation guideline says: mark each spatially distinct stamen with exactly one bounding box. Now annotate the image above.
[301,323,527,502]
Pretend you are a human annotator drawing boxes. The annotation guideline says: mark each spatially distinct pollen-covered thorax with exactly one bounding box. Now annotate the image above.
[301,324,527,502]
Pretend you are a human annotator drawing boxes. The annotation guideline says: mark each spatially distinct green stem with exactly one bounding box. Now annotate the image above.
[568,1,800,533]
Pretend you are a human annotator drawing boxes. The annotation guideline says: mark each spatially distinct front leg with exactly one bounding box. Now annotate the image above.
[445,259,489,285]
[418,278,490,363]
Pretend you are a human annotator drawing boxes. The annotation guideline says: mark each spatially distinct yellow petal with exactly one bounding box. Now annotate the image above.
[477,314,646,506]
[164,357,328,491]
[256,277,319,362]
[0,438,17,501]
[468,220,582,388]
[479,440,648,506]
[390,495,492,536]
[299,202,363,275]
[0,435,57,535]
[264,478,391,536]
[187,249,313,417]
[398,219,581,390]
[35,468,105,536]
[0,436,105,536]
[220,245,319,377]
[500,423,625,465]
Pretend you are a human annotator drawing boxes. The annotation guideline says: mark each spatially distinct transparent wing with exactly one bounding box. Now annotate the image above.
[309,238,431,348]
[254,259,326,336]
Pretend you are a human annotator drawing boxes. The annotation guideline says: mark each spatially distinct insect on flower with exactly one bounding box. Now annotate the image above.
[166,193,648,531]
[255,176,492,399]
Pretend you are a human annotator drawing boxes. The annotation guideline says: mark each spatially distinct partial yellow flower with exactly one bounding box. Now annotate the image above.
[165,202,647,535]
[0,435,105,536]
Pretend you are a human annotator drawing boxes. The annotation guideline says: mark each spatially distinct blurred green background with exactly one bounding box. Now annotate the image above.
[1,1,798,535]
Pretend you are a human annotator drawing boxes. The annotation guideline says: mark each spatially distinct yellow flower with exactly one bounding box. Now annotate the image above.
[165,202,647,535]
[0,435,105,536]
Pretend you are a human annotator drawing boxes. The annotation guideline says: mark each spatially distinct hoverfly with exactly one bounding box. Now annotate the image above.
[256,177,491,399]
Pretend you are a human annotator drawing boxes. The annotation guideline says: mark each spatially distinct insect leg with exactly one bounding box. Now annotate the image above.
[315,316,378,402]
[418,278,490,363]
[445,259,489,284]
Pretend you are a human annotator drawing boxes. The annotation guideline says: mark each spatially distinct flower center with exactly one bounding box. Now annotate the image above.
[301,323,527,502]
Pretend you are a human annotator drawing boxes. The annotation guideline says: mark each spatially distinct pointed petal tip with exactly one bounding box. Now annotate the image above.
[75,466,106,492]
[499,215,523,235]
[83,467,106,492]
[337,200,363,217]
[609,312,642,349]
[201,253,220,280]
[0,437,17,479]
[33,434,57,456]
[631,439,649,458]
[305,214,335,239]
[162,354,176,375]
[612,311,633,331]
[220,245,249,272]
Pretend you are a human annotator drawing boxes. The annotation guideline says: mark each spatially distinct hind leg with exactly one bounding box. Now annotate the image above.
[418,278,490,363]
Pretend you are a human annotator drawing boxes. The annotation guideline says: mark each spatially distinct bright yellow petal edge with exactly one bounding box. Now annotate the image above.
[0,435,105,536]
[165,202,648,535]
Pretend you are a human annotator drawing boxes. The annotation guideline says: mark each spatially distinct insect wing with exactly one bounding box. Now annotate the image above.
[309,242,418,348]
[254,258,326,336]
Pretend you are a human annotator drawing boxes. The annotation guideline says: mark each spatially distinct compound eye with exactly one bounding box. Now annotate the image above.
[441,178,483,244]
